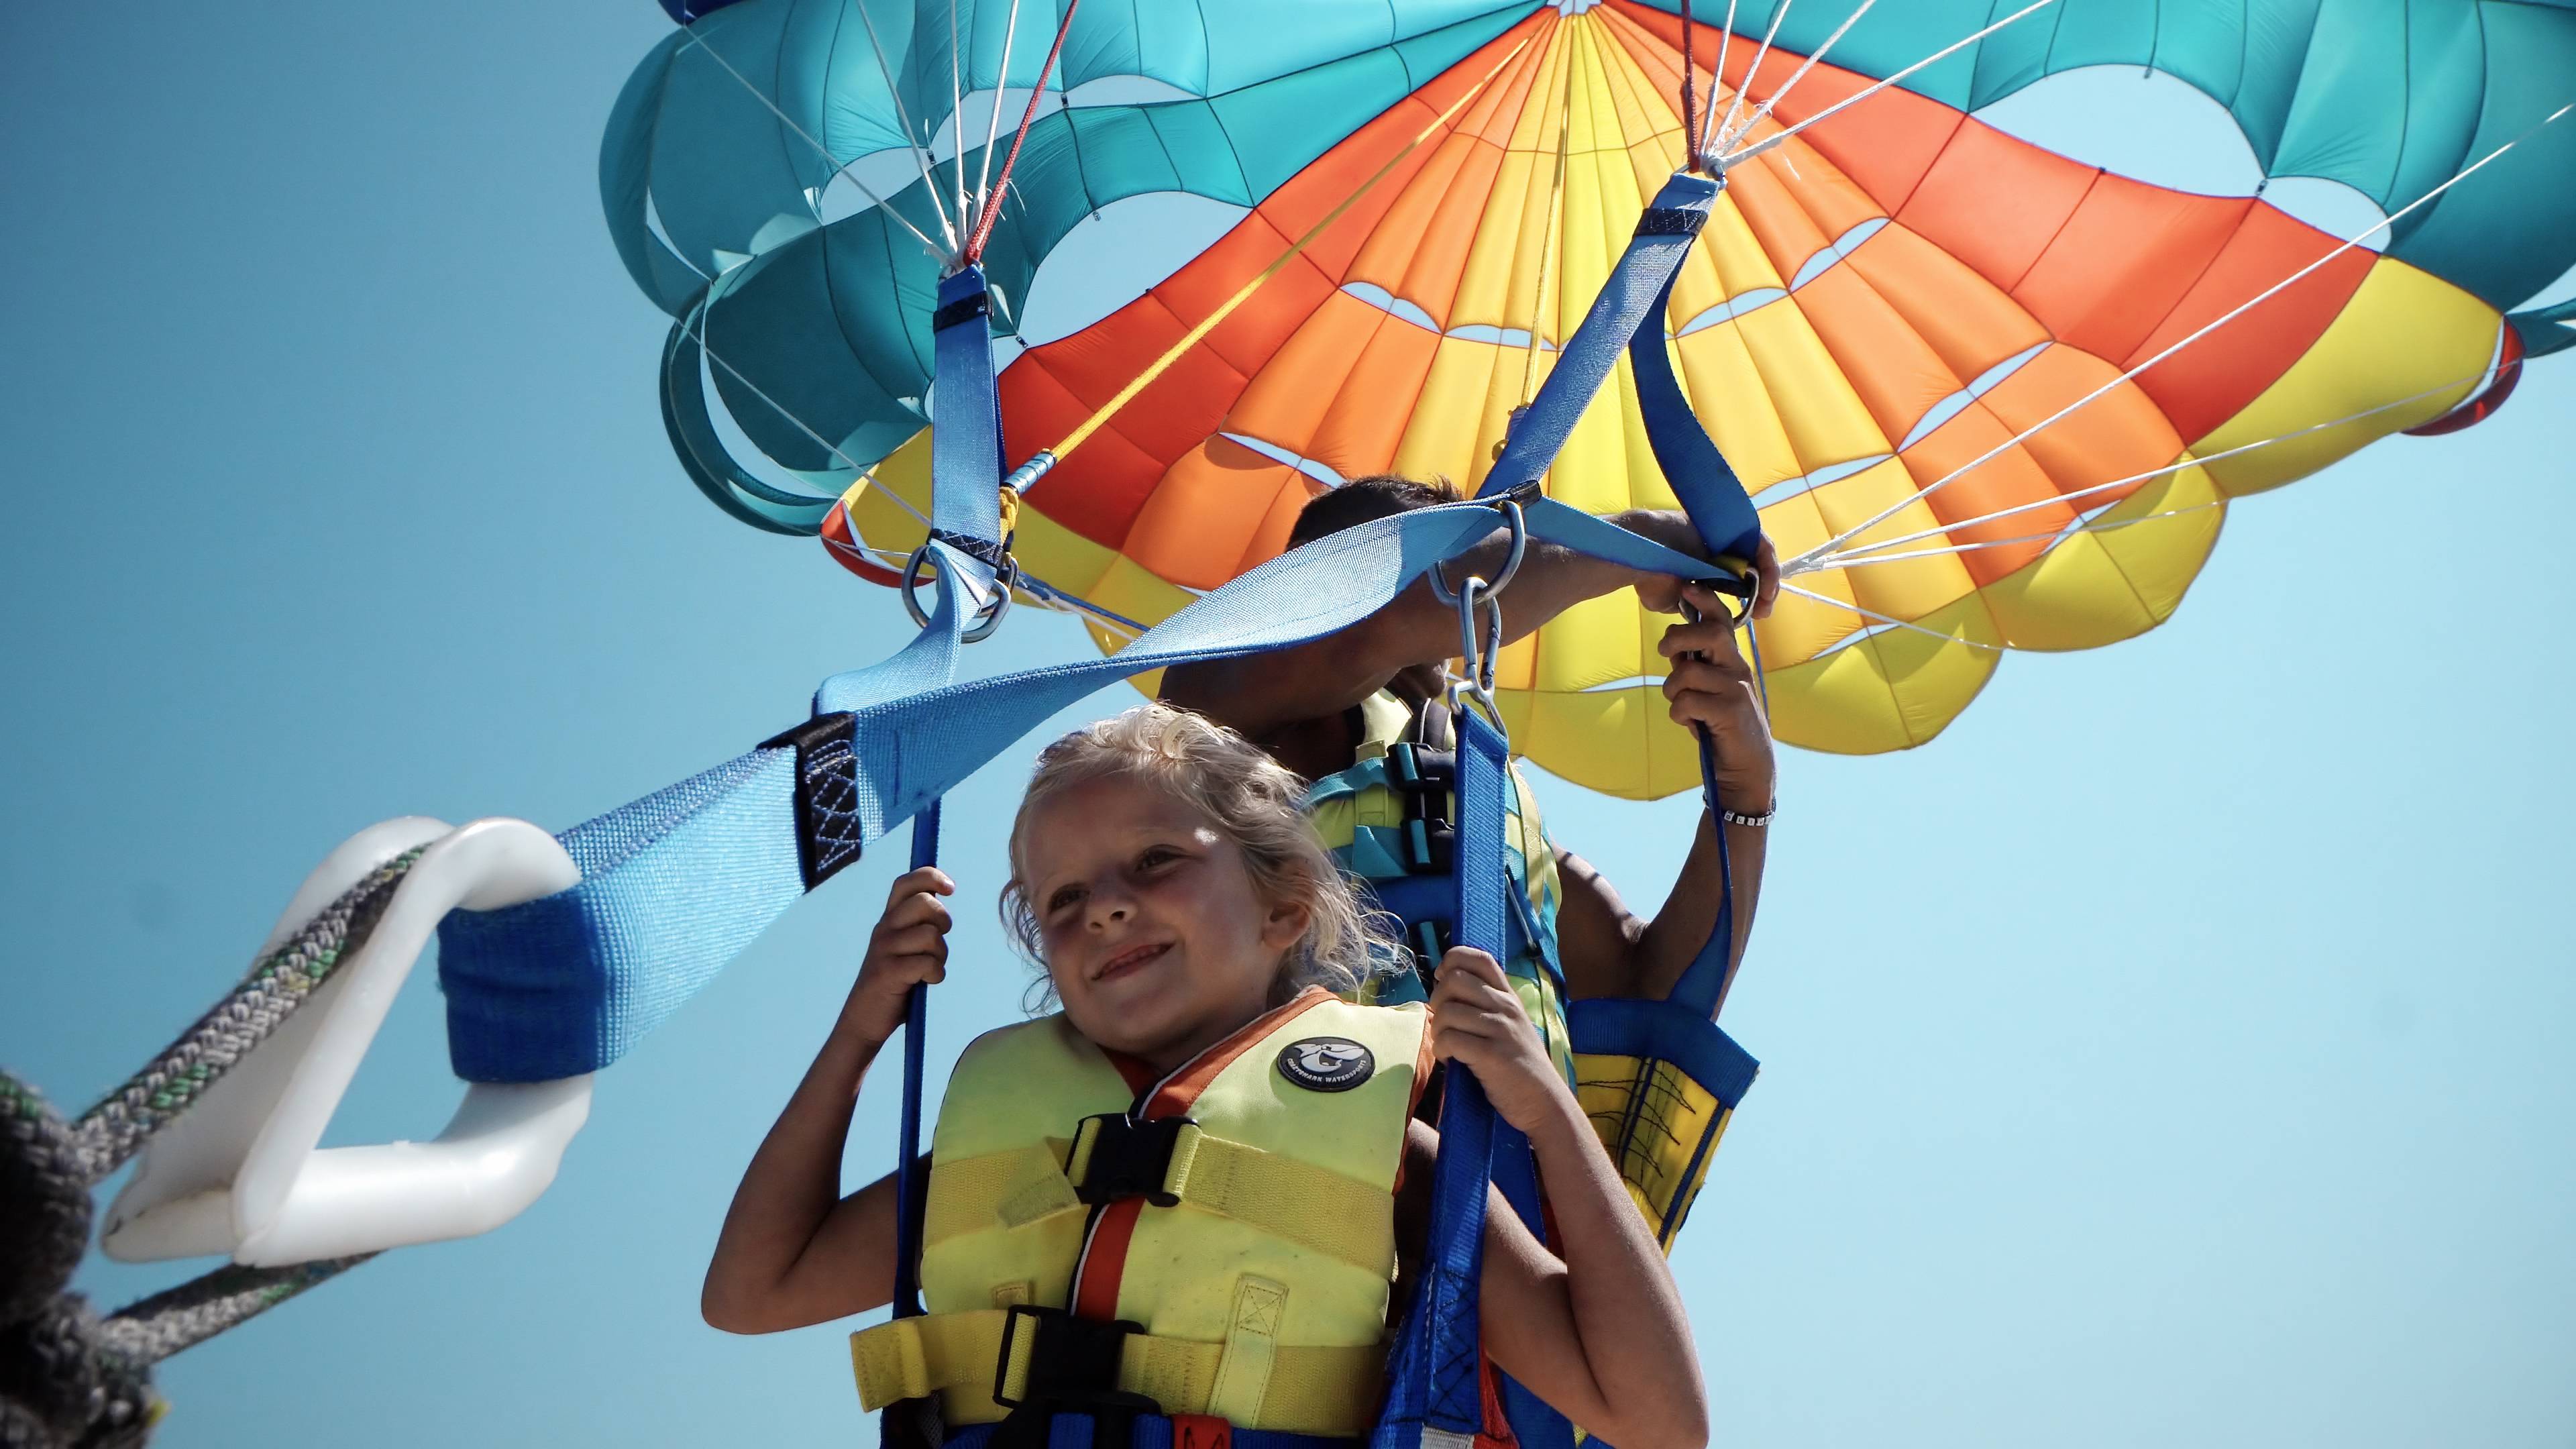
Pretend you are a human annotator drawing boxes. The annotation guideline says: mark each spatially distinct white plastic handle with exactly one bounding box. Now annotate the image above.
[101,816,592,1267]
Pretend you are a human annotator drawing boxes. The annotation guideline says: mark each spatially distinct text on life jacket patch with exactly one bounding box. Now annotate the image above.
[1277,1036,1374,1092]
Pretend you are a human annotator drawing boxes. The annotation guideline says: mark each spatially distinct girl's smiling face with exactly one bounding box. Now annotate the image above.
[1018,774,1309,1070]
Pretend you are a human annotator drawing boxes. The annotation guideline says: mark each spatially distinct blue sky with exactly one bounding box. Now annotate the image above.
[3,4,2570,1447]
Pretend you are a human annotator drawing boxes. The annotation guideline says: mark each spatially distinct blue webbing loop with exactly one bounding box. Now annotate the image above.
[892,800,941,1320]
[1627,262,1762,568]
[1468,168,1760,1021]
[930,266,1007,592]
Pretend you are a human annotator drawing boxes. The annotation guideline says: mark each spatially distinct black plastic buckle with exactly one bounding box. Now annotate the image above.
[1071,1114,1192,1207]
[1385,742,1456,793]
[1402,817,1455,873]
[991,1305,1159,1413]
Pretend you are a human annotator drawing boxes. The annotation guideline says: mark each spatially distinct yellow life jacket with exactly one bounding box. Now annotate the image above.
[850,989,1428,1436]
[1305,692,1572,1082]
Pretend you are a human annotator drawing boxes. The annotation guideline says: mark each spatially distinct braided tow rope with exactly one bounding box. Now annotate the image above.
[2,848,421,1448]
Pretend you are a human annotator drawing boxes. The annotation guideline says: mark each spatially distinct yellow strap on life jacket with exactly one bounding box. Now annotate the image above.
[921,1139,1081,1246]
[926,1127,1396,1279]
[849,1309,1384,1434]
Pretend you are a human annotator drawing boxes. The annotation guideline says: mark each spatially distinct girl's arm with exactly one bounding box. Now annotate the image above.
[700,866,953,1334]
[1419,949,1709,1449]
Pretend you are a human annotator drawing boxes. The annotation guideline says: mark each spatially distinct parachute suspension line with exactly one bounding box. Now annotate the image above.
[1710,0,1792,169]
[1677,0,1700,171]
[675,33,949,259]
[971,0,1027,229]
[687,311,876,483]
[688,300,1150,637]
[849,0,963,254]
[1792,364,2504,575]
[1820,496,2237,572]
[1697,0,1741,161]
[962,0,1081,266]
[1776,582,2007,651]
[1044,30,1538,463]
[1719,0,2061,168]
[1716,0,1877,155]
[1784,97,2575,574]
[949,0,969,237]
[1519,53,1575,409]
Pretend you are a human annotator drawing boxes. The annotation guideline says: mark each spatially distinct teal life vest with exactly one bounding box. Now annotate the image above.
[1303,690,1572,1083]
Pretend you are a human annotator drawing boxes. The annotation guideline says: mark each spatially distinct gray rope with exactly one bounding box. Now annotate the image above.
[93,1256,374,1367]
[2,843,428,1445]
[71,848,423,1180]
[0,1079,157,1449]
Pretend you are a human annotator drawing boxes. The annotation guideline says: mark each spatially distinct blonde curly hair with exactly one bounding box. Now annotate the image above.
[1003,704,1400,1008]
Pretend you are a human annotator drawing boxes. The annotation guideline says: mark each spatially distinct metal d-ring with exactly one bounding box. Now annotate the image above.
[901,541,1016,643]
[1428,498,1527,607]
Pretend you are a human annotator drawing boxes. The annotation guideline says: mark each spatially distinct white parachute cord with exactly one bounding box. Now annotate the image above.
[1721,0,2060,168]
[1711,0,1792,164]
[1776,582,2006,651]
[850,0,963,254]
[1717,0,1875,155]
[677,33,949,260]
[1789,365,2498,575]
[1809,497,2227,570]
[685,309,939,535]
[950,0,970,235]
[1697,0,1741,160]
[1781,99,2574,576]
[973,0,1029,233]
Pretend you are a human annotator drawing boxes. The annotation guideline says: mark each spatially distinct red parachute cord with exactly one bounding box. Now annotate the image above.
[961,0,1081,266]
[1678,0,1703,172]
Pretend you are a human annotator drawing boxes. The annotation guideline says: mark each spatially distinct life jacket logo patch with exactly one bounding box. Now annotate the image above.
[1277,1036,1374,1092]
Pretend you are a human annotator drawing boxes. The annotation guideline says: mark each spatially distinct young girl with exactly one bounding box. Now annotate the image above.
[702,705,1708,1449]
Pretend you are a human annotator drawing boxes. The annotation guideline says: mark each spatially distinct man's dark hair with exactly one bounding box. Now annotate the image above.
[1287,474,1462,548]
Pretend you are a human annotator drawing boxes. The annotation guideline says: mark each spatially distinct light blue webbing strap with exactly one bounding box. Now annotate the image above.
[438,506,1717,1084]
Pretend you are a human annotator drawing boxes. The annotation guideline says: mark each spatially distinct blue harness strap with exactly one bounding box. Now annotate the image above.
[1373,704,1514,1449]
[1477,170,1760,1020]
[891,800,941,1321]
[437,504,1718,1084]
[1366,170,1770,1449]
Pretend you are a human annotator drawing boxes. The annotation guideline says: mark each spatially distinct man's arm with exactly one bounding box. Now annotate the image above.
[1554,584,1774,1014]
[1162,510,1774,744]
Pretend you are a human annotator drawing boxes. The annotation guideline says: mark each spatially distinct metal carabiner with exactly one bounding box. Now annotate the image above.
[900,540,1016,643]
[1446,574,1507,732]
[1428,497,1527,607]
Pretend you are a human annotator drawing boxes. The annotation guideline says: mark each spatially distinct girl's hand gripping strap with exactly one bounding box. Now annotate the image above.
[1373,704,1517,1449]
